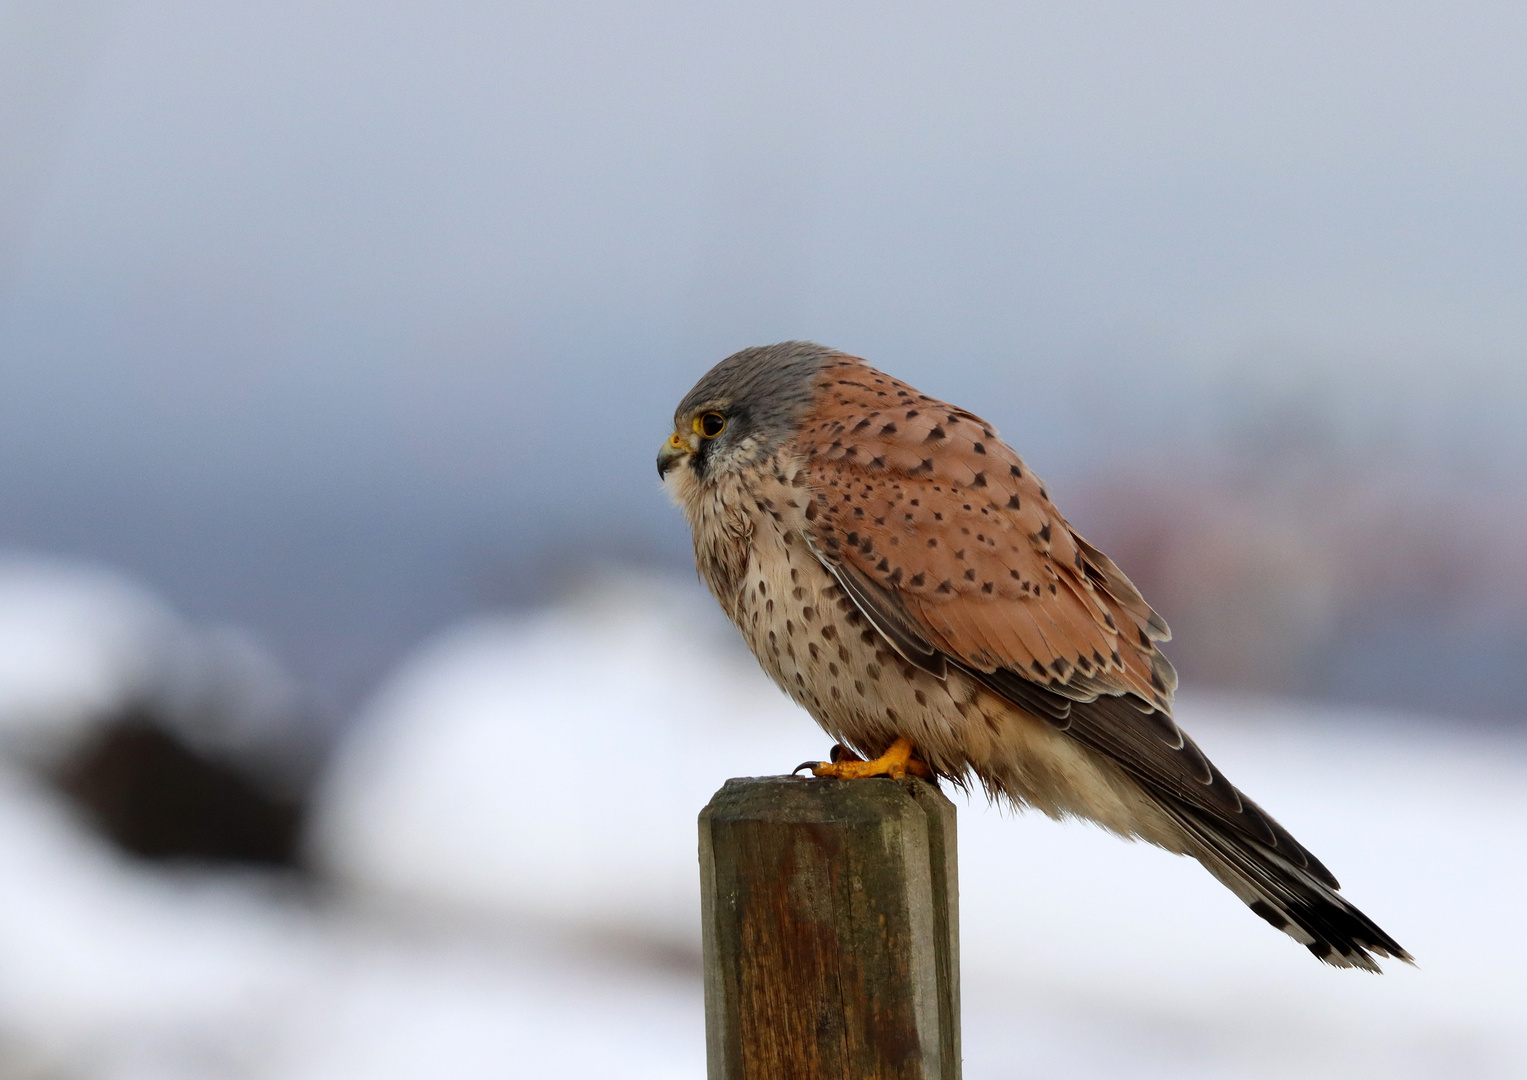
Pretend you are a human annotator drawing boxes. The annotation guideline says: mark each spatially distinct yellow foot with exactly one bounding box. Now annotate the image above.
[795,737,930,780]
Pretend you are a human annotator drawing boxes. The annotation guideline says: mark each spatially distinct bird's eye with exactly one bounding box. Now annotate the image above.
[695,411,726,439]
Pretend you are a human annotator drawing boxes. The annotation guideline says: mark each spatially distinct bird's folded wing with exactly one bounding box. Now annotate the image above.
[794,360,1333,883]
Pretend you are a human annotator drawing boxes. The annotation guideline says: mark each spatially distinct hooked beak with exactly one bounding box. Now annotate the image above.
[657,431,692,478]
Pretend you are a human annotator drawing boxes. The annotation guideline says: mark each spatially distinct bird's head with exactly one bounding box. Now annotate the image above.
[658,341,841,488]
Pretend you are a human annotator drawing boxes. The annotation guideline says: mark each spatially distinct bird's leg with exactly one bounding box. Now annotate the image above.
[798,737,930,780]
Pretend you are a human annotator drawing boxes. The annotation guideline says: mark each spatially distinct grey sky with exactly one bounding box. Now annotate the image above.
[1,1,1524,706]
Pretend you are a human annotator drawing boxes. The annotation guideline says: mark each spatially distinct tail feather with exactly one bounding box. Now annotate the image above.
[1162,799,1412,972]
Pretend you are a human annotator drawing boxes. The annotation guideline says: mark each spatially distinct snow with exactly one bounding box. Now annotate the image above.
[0,556,177,755]
[0,758,704,1079]
[311,576,815,944]
[0,553,309,780]
[0,566,1523,1078]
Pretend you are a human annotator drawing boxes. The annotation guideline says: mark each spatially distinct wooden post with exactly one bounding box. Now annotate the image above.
[699,775,960,1080]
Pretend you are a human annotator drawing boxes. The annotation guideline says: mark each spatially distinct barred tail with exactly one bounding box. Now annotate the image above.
[1163,799,1412,971]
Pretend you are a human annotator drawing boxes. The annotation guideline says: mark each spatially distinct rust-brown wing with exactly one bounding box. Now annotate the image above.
[795,358,1332,879]
[796,357,1171,706]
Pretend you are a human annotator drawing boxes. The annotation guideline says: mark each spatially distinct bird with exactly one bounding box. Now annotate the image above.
[658,340,1410,971]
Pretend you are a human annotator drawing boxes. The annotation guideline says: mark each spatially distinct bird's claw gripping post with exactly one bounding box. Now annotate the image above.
[793,737,930,780]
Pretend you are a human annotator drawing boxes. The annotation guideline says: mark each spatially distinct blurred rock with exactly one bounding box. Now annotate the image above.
[0,552,319,865]
[51,703,303,865]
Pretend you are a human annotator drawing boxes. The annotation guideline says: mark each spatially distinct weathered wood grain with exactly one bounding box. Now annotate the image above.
[699,776,960,1080]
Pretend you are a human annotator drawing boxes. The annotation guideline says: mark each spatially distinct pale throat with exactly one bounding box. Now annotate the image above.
[664,463,756,613]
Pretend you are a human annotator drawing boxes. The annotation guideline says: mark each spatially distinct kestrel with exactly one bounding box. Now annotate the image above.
[659,341,1409,971]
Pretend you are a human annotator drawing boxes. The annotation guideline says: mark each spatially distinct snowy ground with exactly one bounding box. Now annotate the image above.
[0,565,1522,1078]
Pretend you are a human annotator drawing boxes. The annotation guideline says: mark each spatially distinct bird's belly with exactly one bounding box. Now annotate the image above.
[731,522,980,772]
[729,520,1170,836]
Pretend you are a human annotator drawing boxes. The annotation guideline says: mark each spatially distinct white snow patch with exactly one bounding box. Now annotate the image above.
[0,756,705,1079]
[311,574,822,943]
[0,555,178,756]
[0,551,308,780]
[0,568,1520,1078]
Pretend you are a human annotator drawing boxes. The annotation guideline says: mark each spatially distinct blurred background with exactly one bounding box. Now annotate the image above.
[0,2,1524,1077]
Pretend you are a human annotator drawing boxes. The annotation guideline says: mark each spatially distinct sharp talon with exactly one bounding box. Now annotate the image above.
[801,737,923,780]
[793,761,824,776]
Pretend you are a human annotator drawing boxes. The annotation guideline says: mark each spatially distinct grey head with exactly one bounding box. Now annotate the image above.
[658,341,841,480]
